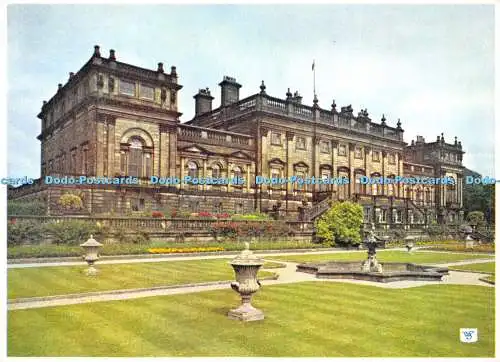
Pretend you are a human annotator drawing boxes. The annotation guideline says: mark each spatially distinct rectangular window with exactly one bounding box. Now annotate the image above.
[372,151,380,162]
[320,141,330,154]
[296,137,306,150]
[120,80,136,96]
[354,147,363,159]
[271,132,281,146]
[338,144,347,156]
[389,153,396,164]
[140,85,155,100]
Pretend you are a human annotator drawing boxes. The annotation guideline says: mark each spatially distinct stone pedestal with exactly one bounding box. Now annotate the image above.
[228,295,264,321]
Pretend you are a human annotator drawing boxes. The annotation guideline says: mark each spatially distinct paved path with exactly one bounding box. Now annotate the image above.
[8,259,494,311]
[7,248,494,269]
[7,248,400,269]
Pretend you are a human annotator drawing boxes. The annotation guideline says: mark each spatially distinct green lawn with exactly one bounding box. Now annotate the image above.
[449,262,495,274]
[271,251,492,264]
[8,259,275,299]
[7,240,322,259]
[8,282,494,357]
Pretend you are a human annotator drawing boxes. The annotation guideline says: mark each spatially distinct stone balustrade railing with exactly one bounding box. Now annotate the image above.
[7,215,314,234]
[178,124,253,149]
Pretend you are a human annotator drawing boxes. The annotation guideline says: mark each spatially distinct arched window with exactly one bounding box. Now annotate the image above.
[211,164,221,178]
[187,161,198,178]
[125,137,152,178]
[233,166,243,179]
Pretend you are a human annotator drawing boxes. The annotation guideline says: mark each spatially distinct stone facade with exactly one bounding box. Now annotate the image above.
[9,46,465,227]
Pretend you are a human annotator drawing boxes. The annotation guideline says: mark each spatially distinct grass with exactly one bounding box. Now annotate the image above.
[8,282,494,357]
[8,240,323,259]
[8,259,275,299]
[449,262,495,274]
[271,251,492,264]
[262,261,286,269]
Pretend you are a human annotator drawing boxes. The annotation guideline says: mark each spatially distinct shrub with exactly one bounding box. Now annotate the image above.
[44,220,98,245]
[58,194,83,210]
[7,219,44,246]
[467,211,486,227]
[8,199,47,216]
[315,201,363,246]
[231,212,270,221]
[151,211,164,218]
[209,222,240,241]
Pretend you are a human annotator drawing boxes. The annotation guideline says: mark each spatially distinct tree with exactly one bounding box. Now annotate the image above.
[463,183,494,224]
[315,201,363,246]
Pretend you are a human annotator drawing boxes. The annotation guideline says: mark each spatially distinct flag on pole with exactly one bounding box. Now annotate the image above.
[312,60,315,71]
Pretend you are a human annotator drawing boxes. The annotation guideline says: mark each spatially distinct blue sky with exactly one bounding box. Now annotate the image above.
[7,4,495,177]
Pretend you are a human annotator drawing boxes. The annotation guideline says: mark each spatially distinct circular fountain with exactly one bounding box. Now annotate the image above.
[297,225,448,283]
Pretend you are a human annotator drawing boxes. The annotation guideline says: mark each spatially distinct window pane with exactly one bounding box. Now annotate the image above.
[140,85,154,100]
[120,80,135,96]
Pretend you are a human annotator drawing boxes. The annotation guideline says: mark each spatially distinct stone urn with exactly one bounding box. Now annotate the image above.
[80,234,103,276]
[228,242,265,322]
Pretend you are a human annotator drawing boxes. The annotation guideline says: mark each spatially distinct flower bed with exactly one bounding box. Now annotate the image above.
[147,247,225,254]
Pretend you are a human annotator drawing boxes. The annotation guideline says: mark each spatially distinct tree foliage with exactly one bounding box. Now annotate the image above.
[315,201,363,246]
[463,183,494,224]
[466,211,485,227]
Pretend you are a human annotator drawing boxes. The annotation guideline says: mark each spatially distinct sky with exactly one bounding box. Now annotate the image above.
[6,4,495,178]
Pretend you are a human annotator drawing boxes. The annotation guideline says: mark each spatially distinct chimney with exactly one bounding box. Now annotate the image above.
[171,66,177,77]
[69,72,74,80]
[416,135,425,144]
[218,76,241,107]
[93,45,101,57]
[157,62,164,73]
[109,49,116,61]
[58,83,63,91]
[194,88,214,116]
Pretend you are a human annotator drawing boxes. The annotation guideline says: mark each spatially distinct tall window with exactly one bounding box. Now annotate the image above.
[338,170,349,200]
[187,161,198,178]
[128,138,143,177]
[354,147,363,159]
[212,164,221,178]
[338,144,347,156]
[320,169,330,192]
[233,166,243,179]
[354,172,366,194]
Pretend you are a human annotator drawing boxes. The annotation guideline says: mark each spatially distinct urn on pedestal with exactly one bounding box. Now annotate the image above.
[80,235,103,276]
[228,242,265,322]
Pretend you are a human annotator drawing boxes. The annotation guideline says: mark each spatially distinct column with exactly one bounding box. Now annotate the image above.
[349,143,355,196]
[313,138,320,194]
[202,159,207,191]
[332,140,338,199]
[246,164,251,193]
[180,157,185,190]
[286,131,294,197]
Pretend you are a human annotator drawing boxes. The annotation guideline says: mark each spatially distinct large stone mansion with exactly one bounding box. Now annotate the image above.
[9,45,466,226]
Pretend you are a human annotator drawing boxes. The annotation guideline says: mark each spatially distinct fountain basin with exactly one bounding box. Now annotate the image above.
[297,261,448,283]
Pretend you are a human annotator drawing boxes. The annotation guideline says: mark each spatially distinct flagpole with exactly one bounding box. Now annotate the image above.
[313,59,316,97]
